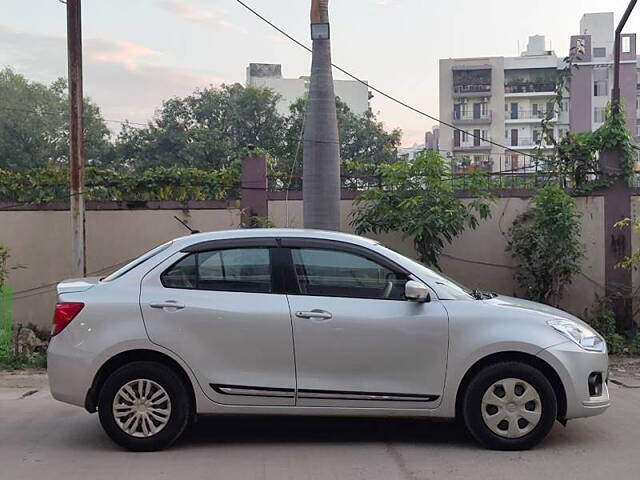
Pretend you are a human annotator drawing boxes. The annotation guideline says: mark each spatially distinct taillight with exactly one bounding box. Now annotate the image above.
[51,302,85,337]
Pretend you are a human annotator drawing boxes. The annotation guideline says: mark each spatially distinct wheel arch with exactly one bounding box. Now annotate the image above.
[85,349,197,422]
[454,351,567,423]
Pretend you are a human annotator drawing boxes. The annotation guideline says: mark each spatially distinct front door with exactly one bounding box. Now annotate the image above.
[140,241,296,406]
[281,240,449,409]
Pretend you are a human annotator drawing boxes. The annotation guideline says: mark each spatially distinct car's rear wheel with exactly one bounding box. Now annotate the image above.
[98,361,190,451]
[462,361,557,450]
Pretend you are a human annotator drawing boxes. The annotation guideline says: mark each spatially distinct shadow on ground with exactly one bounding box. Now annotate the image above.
[177,415,474,448]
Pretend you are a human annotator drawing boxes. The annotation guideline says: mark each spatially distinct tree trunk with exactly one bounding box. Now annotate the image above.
[303,0,341,230]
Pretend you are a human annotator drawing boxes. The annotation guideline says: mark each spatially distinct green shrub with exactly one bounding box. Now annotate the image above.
[582,295,616,338]
[631,335,640,356]
[506,185,584,307]
[606,334,626,355]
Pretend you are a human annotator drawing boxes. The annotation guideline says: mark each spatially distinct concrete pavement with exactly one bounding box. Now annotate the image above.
[0,371,639,480]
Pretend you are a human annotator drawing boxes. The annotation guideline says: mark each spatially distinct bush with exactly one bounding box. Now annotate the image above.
[582,295,616,338]
[631,335,640,356]
[607,334,626,355]
[0,166,240,204]
[351,151,493,268]
[506,185,584,307]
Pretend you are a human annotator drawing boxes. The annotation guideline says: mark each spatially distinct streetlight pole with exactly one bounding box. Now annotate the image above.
[66,0,86,276]
[612,0,637,114]
[302,0,341,230]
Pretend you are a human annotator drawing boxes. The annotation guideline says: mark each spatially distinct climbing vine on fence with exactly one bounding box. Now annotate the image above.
[536,45,636,193]
[0,165,241,204]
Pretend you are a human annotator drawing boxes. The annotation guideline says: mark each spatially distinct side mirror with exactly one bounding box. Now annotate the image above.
[405,280,430,303]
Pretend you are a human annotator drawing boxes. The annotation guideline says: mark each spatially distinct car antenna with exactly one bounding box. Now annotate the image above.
[174,216,201,234]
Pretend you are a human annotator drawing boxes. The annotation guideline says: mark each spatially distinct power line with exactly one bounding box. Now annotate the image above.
[235,0,545,162]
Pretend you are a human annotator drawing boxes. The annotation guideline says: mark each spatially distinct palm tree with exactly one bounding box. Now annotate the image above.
[303,0,341,230]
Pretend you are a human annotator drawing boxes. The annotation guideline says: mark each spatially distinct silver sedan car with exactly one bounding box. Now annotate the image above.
[48,229,610,451]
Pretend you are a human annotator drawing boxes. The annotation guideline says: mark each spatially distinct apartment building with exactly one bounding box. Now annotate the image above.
[246,63,370,116]
[439,12,638,172]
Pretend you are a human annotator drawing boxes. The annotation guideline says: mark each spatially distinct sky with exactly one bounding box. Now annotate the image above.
[3,0,640,146]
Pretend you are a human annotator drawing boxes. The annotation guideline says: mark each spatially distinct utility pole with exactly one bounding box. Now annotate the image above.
[66,0,86,276]
[604,0,637,335]
[302,0,341,230]
[612,0,637,114]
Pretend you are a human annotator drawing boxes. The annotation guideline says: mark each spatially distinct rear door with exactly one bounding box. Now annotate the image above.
[140,239,296,406]
[281,239,449,409]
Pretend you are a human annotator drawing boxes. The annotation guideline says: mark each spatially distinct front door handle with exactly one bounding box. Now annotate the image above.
[149,300,186,311]
[295,309,332,320]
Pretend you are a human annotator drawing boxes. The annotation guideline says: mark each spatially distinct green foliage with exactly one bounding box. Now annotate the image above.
[274,97,401,188]
[0,68,112,170]
[631,335,640,356]
[0,166,240,204]
[507,185,584,306]
[115,83,286,171]
[582,295,617,339]
[351,151,494,268]
[535,46,635,192]
[607,334,626,355]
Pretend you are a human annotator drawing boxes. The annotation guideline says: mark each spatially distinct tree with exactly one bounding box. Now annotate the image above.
[506,185,584,307]
[115,83,286,171]
[279,97,401,188]
[302,0,341,230]
[0,68,112,170]
[351,150,493,268]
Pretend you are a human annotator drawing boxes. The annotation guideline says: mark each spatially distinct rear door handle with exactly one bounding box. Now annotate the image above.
[149,300,186,310]
[295,309,332,320]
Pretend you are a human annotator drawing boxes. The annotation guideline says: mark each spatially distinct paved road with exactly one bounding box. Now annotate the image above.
[1,372,639,480]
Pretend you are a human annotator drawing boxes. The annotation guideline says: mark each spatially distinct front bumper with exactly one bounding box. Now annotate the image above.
[537,341,610,420]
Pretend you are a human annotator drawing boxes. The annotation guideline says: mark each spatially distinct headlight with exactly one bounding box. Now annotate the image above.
[547,319,605,352]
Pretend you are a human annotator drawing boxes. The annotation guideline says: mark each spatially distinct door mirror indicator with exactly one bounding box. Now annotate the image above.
[405,280,430,303]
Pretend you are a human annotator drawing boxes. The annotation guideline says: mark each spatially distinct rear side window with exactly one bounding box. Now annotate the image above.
[161,248,272,293]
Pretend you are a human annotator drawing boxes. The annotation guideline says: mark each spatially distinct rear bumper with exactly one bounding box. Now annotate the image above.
[47,335,93,408]
[537,341,610,420]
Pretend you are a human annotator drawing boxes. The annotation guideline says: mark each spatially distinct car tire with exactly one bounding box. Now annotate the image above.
[462,361,557,450]
[98,361,191,451]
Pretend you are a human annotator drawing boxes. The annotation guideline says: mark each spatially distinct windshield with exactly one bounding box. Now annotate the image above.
[375,244,475,300]
[102,241,173,282]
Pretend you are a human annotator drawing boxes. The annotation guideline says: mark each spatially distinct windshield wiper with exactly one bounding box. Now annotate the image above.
[472,289,498,300]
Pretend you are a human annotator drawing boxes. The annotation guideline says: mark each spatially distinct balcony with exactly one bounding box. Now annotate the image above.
[451,155,494,173]
[452,109,492,124]
[453,84,491,97]
[504,82,556,96]
[453,135,492,151]
[505,109,557,122]
[505,137,554,149]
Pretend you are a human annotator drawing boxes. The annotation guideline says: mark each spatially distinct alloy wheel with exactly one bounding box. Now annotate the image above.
[112,379,172,438]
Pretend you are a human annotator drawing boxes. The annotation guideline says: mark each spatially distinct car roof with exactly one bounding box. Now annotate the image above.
[172,228,379,249]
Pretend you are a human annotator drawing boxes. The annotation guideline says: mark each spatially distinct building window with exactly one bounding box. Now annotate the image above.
[623,36,631,54]
[593,47,606,58]
[454,130,461,147]
[462,131,468,143]
[594,80,608,97]
[594,107,606,123]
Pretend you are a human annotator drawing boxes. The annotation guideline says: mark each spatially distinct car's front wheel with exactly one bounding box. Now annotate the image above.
[98,361,191,451]
[462,361,557,450]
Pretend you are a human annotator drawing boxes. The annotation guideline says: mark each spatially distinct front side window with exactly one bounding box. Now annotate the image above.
[161,248,272,293]
[291,248,407,300]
